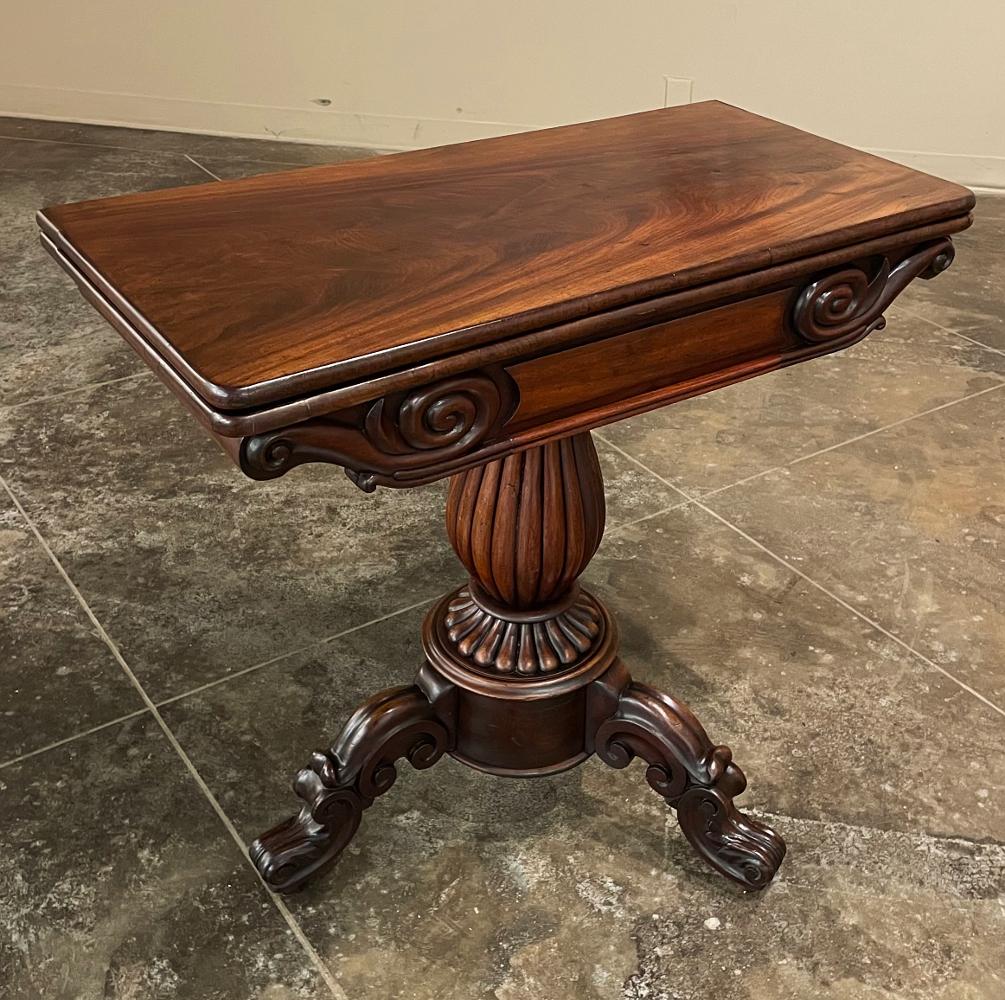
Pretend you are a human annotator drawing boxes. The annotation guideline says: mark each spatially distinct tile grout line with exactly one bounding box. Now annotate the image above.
[0,595,436,773]
[0,706,151,771]
[0,475,348,1000]
[783,380,1005,466]
[184,153,223,181]
[154,594,439,708]
[697,378,1005,503]
[748,805,1005,852]
[1,497,690,772]
[696,500,1005,721]
[2,370,152,413]
[897,303,1005,358]
[610,375,1005,510]
[949,328,1005,358]
[0,132,201,158]
[0,129,327,170]
[597,495,693,534]
[593,434,1005,722]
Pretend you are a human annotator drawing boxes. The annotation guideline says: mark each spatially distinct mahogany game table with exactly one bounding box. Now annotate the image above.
[37,102,974,894]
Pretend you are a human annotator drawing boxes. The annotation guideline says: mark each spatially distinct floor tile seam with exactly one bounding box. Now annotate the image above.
[155,594,439,708]
[778,379,1005,471]
[0,129,334,170]
[591,437,1005,721]
[747,806,1005,854]
[0,473,349,1000]
[0,706,151,771]
[0,131,198,158]
[598,379,1005,508]
[2,371,153,413]
[897,303,1005,358]
[696,498,1005,721]
[0,582,436,779]
[183,153,222,181]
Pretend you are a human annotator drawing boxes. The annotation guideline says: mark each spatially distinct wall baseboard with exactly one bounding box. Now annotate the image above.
[1,83,1002,188]
[862,146,1005,190]
[0,82,536,152]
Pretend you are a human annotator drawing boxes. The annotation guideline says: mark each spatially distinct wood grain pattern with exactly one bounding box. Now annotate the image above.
[446,434,604,609]
[507,290,790,430]
[41,217,970,444]
[34,104,973,898]
[37,101,973,411]
[206,234,958,492]
[440,434,607,677]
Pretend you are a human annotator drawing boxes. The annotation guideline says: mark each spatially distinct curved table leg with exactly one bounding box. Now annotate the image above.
[593,670,785,890]
[251,432,784,895]
[251,677,455,894]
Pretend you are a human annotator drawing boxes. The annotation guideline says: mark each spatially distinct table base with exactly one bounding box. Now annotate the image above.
[250,433,785,894]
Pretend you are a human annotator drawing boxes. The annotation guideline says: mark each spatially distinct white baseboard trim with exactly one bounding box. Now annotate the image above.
[1,83,1002,188]
[0,82,536,153]
[862,146,1005,190]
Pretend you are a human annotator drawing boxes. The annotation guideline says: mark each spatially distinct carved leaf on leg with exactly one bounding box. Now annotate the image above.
[594,681,785,890]
[250,685,454,893]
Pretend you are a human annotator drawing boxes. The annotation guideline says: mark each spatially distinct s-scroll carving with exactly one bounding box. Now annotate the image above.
[793,238,955,344]
[594,681,786,889]
[250,683,455,893]
[240,368,518,491]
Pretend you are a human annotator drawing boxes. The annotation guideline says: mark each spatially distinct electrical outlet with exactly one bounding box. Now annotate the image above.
[663,77,694,107]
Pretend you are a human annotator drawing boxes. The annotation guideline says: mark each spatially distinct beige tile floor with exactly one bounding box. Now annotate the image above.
[1,117,1003,1000]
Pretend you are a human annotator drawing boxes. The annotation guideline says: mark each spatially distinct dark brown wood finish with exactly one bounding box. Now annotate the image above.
[38,102,971,414]
[253,433,785,892]
[37,103,972,898]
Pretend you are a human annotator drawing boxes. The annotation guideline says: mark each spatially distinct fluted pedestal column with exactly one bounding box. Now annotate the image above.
[251,432,786,894]
[422,433,618,775]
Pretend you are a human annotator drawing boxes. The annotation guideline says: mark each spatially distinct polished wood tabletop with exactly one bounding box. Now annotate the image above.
[37,101,972,414]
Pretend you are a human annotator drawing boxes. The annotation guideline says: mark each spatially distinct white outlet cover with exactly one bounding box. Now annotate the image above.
[663,77,694,107]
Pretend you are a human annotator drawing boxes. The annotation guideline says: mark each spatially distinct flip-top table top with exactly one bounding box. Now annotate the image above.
[37,101,972,418]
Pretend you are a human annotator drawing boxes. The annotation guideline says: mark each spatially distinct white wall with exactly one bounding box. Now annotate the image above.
[2,1,1002,186]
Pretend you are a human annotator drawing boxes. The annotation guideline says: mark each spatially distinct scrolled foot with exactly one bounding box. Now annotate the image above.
[250,684,454,894]
[594,679,785,890]
[676,777,786,890]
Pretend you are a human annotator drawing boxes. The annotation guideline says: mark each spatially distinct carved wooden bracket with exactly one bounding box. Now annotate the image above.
[240,367,519,491]
[239,238,957,493]
[792,237,954,344]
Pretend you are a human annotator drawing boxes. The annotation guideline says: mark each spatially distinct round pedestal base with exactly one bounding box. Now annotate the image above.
[421,584,618,776]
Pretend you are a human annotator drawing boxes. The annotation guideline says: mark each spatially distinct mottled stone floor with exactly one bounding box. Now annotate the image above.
[1,116,1003,1000]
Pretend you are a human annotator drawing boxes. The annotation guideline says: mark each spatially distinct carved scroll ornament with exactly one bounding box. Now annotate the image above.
[240,368,518,491]
[250,684,453,893]
[793,238,954,344]
[595,681,786,889]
